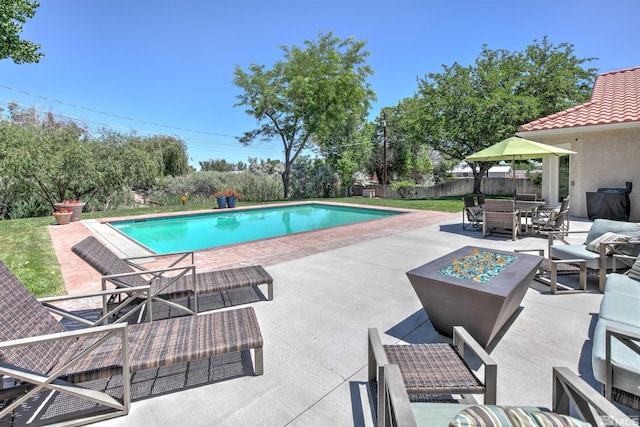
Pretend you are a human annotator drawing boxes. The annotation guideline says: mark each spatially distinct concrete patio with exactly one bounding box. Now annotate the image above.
[46,206,639,426]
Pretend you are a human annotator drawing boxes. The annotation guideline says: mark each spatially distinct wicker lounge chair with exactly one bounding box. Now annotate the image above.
[0,261,263,425]
[71,236,273,319]
[368,327,496,410]
[376,363,634,427]
[482,199,519,240]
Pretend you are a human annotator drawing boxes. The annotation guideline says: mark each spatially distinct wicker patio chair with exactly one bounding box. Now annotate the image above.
[475,193,485,207]
[376,363,634,427]
[461,196,482,230]
[532,196,570,235]
[0,261,263,426]
[368,327,496,408]
[482,199,519,240]
[72,236,273,319]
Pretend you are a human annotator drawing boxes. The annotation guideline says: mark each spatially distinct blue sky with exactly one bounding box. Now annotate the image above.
[1,0,639,168]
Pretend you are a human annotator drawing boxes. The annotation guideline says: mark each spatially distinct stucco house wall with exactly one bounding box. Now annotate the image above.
[528,126,639,221]
[517,67,640,222]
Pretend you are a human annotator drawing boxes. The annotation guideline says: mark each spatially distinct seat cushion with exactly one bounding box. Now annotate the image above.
[604,273,640,298]
[592,318,640,396]
[599,289,640,325]
[550,244,604,270]
[448,405,589,427]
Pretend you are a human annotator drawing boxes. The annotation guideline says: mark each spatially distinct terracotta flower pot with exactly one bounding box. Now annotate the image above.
[53,212,72,225]
[54,202,85,222]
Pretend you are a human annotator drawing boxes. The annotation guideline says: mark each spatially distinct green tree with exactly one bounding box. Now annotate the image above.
[141,135,189,177]
[200,158,238,172]
[233,31,376,199]
[320,118,374,195]
[416,38,596,193]
[0,106,175,216]
[0,0,43,63]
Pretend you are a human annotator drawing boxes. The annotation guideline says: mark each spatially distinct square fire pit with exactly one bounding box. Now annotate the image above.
[406,246,542,347]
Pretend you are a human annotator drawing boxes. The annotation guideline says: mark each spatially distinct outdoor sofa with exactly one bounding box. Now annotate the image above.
[0,261,264,425]
[592,253,640,410]
[548,218,640,292]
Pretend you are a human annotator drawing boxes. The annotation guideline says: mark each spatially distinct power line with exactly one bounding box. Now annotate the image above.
[0,84,240,138]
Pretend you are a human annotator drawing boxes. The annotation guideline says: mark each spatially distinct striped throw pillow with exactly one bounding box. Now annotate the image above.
[628,257,640,281]
[449,405,590,427]
[585,232,631,255]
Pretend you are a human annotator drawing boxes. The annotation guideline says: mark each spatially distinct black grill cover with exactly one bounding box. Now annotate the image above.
[586,182,632,221]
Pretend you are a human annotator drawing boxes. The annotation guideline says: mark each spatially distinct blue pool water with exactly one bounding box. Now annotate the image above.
[110,203,402,253]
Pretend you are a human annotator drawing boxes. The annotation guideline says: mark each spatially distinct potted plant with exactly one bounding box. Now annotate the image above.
[53,199,86,222]
[213,191,227,209]
[225,190,242,208]
[53,208,73,225]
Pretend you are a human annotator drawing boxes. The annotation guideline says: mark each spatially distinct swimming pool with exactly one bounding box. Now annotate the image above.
[109,203,403,253]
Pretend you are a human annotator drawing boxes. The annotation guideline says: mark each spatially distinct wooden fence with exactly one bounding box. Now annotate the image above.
[355,178,541,200]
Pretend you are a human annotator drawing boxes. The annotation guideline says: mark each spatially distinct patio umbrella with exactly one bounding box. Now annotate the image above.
[464,136,577,196]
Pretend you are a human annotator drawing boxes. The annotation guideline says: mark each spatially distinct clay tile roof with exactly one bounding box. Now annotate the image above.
[518,66,640,132]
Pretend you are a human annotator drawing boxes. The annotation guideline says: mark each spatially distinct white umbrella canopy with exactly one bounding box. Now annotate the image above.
[465,137,577,196]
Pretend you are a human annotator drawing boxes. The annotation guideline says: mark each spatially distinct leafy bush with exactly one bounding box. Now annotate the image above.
[150,171,283,203]
[390,180,415,190]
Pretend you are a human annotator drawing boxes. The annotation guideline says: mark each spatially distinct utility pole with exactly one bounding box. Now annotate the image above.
[382,113,387,190]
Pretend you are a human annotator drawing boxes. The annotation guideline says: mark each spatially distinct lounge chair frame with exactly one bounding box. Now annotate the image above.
[0,262,263,426]
[72,237,273,321]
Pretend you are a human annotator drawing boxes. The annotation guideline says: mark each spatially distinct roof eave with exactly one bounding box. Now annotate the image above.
[517,120,640,138]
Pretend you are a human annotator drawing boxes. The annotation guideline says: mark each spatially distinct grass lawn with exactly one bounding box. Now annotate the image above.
[0,196,464,297]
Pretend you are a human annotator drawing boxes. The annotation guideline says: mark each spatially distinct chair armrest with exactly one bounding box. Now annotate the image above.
[0,322,126,349]
[379,364,418,427]
[101,264,197,287]
[515,249,545,257]
[37,286,151,303]
[612,253,640,272]
[553,367,636,426]
[547,229,588,247]
[368,328,390,382]
[38,285,152,326]
[453,326,497,404]
[123,250,195,270]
